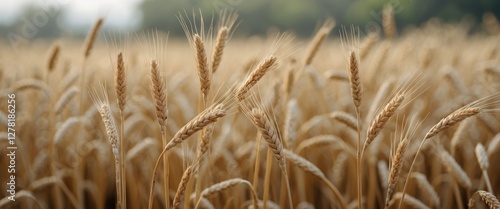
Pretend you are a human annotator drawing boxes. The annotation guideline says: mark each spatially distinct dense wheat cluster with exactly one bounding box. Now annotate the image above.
[1,11,500,209]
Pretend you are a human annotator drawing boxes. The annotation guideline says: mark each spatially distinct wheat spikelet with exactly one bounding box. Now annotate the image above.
[83,18,103,58]
[383,5,396,39]
[384,138,408,209]
[211,27,228,74]
[47,41,61,72]
[329,111,357,130]
[55,86,79,115]
[284,149,324,179]
[332,152,349,187]
[365,92,405,151]
[295,135,355,156]
[149,59,168,130]
[237,56,277,100]
[195,178,258,209]
[411,173,440,208]
[11,79,53,98]
[194,34,211,101]
[115,51,127,112]
[444,68,468,95]
[304,18,335,65]
[425,107,480,140]
[125,138,156,162]
[348,50,362,107]
[440,149,471,189]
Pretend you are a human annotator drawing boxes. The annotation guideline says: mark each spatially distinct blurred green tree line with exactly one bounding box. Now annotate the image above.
[1,0,499,38]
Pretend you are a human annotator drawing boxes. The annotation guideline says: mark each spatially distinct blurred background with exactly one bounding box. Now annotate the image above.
[1,0,499,40]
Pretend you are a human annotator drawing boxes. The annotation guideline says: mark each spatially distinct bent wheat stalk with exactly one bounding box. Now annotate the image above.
[148,104,226,209]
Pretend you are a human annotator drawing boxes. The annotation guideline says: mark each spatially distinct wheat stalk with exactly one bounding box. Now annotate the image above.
[148,104,226,209]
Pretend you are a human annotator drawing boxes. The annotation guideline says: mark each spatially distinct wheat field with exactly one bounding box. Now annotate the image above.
[1,10,500,209]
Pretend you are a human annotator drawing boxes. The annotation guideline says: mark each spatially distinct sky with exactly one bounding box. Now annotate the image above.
[0,0,143,29]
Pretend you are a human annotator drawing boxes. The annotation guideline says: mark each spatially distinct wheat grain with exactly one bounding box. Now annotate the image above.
[195,178,258,209]
[304,18,335,65]
[410,173,440,208]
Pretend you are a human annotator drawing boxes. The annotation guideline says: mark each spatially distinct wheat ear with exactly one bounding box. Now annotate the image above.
[383,5,396,39]
[284,150,347,209]
[47,41,61,72]
[194,34,210,103]
[469,190,500,209]
[329,111,357,130]
[475,143,493,193]
[410,173,440,208]
[441,149,472,189]
[149,59,168,130]
[384,138,408,209]
[237,56,277,100]
[211,27,228,74]
[115,51,127,112]
[173,165,197,209]
[425,107,480,139]
[83,18,103,59]
[194,178,258,209]
[55,86,79,115]
[360,32,377,59]
[390,193,430,209]
[364,92,405,154]
[304,18,335,65]
[89,85,122,209]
